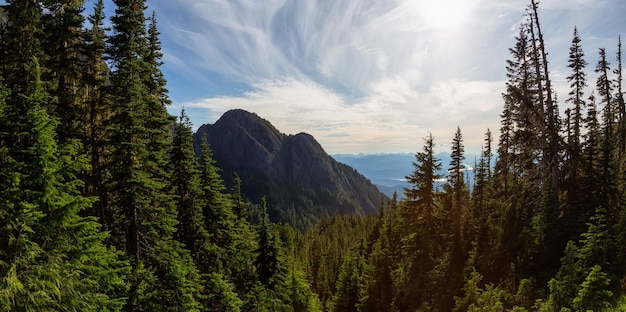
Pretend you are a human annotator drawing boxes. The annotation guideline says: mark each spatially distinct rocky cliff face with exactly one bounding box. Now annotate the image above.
[194,109,385,229]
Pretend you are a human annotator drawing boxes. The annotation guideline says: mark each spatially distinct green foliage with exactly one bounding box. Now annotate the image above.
[1,1,625,311]
[0,58,129,311]
[286,266,323,312]
[332,250,367,312]
[256,197,286,289]
[572,265,612,311]
[453,269,513,312]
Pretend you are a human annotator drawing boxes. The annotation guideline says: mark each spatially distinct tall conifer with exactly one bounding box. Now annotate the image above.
[563,26,588,240]
[43,0,86,143]
[106,1,201,309]
[0,58,128,311]
[82,0,112,232]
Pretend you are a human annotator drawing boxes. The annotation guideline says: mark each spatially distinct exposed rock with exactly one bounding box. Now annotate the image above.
[194,109,386,229]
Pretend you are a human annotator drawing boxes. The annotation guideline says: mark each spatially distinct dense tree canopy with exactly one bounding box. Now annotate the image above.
[0,0,624,311]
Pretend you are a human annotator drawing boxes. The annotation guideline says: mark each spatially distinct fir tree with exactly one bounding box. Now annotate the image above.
[0,58,128,311]
[403,133,443,243]
[563,26,588,238]
[256,196,285,289]
[106,1,201,309]
[42,0,86,143]
[174,115,244,311]
[396,133,444,310]
[449,126,467,203]
[82,0,112,233]
[360,194,399,312]
[198,138,239,273]
[0,0,45,106]
[170,110,208,254]
[595,48,619,218]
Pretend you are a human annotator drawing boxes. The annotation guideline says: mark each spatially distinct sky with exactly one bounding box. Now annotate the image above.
[81,1,626,154]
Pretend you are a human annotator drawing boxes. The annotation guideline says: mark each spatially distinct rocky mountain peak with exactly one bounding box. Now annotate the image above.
[194,109,386,230]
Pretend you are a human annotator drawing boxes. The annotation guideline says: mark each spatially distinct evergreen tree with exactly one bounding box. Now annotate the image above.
[614,37,625,159]
[472,129,497,281]
[395,133,444,310]
[563,26,588,238]
[403,133,443,250]
[198,138,239,273]
[449,126,467,204]
[42,0,86,143]
[170,110,211,261]
[581,92,601,218]
[232,173,248,219]
[595,48,619,218]
[547,207,611,311]
[360,194,399,312]
[0,0,45,107]
[446,126,470,304]
[473,129,492,219]
[81,0,112,232]
[256,196,285,289]
[106,1,201,309]
[572,265,612,312]
[0,58,128,311]
[195,136,246,311]
[495,21,538,282]
[332,249,366,312]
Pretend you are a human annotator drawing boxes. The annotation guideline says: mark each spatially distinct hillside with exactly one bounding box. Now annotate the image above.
[194,109,386,229]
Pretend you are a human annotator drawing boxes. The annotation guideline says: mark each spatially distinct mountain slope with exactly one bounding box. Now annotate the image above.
[194,109,385,230]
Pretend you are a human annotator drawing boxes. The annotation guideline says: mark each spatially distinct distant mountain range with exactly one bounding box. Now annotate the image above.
[333,152,488,198]
[193,109,386,230]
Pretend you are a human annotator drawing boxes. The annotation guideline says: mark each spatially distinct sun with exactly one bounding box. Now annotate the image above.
[419,0,473,30]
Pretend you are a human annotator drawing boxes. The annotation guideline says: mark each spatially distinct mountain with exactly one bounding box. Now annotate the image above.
[194,109,386,230]
[334,152,484,198]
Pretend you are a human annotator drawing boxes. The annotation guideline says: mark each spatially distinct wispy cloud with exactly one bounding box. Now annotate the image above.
[150,0,626,154]
[179,77,503,154]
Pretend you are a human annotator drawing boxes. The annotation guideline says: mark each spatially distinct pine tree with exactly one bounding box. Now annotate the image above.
[395,134,444,310]
[495,22,536,279]
[572,265,612,311]
[198,138,239,272]
[360,194,399,312]
[565,26,587,174]
[0,0,45,106]
[332,249,366,312]
[82,0,112,233]
[581,92,601,217]
[0,58,128,311]
[547,207,611,311]
[404,133,443,243]
[232,173,248,219]
[471,129,496,282]
[42,0,86,143]
[446,126,470,300]
[256,196,285,289]
[449,126,467,204]
[595,48,619,218]
[173,114,244,311]
[563,26,588,238]
[473,129,492,218]
[614,37,625,159]
[106,1,201,309]
[170,110,210,256]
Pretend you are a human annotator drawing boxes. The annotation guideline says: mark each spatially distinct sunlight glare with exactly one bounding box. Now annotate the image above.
[419,0,473,30]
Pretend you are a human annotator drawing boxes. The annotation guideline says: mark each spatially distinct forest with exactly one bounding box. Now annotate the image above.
[0,0,625,311]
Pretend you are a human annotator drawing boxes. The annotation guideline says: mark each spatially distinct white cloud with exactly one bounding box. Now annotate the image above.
[178,77,503,154]
[151,0,626,154]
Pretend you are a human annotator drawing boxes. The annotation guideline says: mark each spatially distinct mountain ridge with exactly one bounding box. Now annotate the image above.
[194,109,386,230]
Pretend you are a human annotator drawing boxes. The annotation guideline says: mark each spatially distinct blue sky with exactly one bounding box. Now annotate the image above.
[93,1,624,153]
